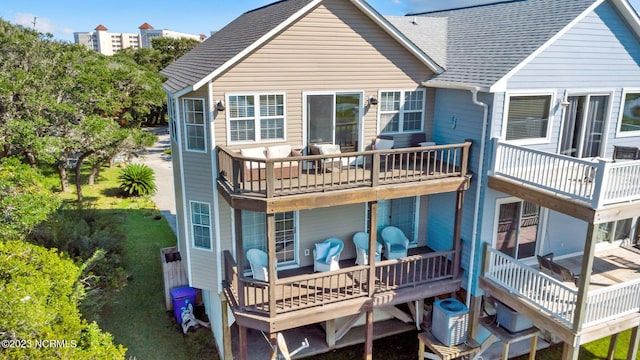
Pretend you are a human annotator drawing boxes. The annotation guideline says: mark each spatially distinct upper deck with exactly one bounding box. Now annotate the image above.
[217,142,472,213]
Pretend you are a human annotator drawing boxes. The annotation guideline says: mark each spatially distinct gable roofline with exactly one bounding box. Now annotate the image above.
[349,0,444,74]
[183,0,442,94]
[490,0,640,92]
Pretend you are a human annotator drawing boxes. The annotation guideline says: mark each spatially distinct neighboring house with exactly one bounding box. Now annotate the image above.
[390,0,640,359]
[161,0,640,359]
[74,23,204,55]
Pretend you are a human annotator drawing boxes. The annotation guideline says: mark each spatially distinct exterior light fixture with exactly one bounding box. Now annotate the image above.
[368,96,379,106]
[216,100,225,111]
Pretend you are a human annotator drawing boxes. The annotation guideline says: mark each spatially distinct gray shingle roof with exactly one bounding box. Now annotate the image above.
[402,0,597,89]
[161,0,315,93]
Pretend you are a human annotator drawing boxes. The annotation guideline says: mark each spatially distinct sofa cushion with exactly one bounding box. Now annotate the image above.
[240,147,266,159]
[316,144,341,155]
[266,144,292,159]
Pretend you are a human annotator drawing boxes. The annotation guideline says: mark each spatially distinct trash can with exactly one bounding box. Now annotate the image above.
[170,286,197,324]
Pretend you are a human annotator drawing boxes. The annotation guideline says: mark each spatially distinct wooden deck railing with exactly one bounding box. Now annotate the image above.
[217,142,471,198]
[484,246,578,327]
[492,140,640,208]
[222,249,455,317]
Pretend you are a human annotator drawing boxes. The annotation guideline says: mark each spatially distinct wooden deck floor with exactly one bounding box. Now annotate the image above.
[555,244,640,289]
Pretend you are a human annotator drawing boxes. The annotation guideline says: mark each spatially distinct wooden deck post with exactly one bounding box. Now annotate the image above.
[325,319,336,348]
[220,297,233,360]
[628,326,640,360]
[573,223,597,332]
[607,333,619,360]
[562,342,580,360]
[234,208,245,306]
[452,189,464,279]
[367,201,378,297]
[238,325,248,360]
[266,213,277,318]
[364,310,373,360]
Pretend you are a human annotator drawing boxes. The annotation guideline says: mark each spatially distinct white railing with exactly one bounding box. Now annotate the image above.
[484,247,578,326]
[493,140,640,208]
[583,278,640,327]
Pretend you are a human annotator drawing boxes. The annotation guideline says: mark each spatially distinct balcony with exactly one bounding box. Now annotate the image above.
[217,142,471,212]
[222,248,461,332]
[491,140,640,209]
[480,245,640,346]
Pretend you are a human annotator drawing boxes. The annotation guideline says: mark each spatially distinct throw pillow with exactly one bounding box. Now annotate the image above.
[325,244,341,263]
[314,242,331,261]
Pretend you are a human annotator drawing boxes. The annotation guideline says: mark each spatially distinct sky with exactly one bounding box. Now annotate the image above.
[1,0,639,43]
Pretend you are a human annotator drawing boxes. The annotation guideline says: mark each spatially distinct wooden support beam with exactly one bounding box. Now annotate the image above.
[220,297,233,360]
[325,319,336,349]
[234,208,245,307]
[368,201,378,297]
[364,310,373,360]
[573,223,596,333]
[334,313,363,343]
[266,213,277,318]
[238,325,248,360]
[268,332,278,360]
[628,326,640,360]
[562,342,580,360]
[607,333,619,360]
[452,189,464,279]
[380,306,413,323]
[468,295,482,340]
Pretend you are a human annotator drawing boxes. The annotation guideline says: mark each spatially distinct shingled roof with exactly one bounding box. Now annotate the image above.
[161,0,315,93]
[391,0,598,89]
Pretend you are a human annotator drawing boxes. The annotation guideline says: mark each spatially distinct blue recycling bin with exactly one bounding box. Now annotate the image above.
[170,286,197,324]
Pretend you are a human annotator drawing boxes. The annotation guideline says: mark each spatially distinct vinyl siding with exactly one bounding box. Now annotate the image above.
[506,1,640,154]
[211,0,434,150]
[175,86,218,291]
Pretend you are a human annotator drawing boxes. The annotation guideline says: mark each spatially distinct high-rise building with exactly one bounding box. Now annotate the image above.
[74,23,204,55]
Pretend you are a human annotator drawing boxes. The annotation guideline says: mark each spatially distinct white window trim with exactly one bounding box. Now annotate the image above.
[182,97,207,153]
[189,200,213,252]
[377,89,425,135]
[492,197,544,261]
[501,90,556,145]
[225,92,287,145]
[168,97,178,143]
[616,87,640,138]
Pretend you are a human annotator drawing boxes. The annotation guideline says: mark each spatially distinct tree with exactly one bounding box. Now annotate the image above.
[0,158,60,241]
[151,36,201,69]
[0,240,126,359]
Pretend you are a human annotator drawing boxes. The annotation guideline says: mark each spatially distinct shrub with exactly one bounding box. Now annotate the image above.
[118,164,157,197]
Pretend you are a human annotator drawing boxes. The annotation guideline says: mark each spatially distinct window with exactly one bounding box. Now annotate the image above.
[379,90,424,134]
[190,202,211,250]
[374,197,418,244]
[505,95,552,141]
[495,199,540,259]
[618,90,640,135]
[241,211,297,266]
[183,98,206,151]
[595,218,633,244]
[168,98,178,142]
[228,94,285,143]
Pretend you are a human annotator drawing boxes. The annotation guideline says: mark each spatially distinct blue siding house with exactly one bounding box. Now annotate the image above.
[391,0,640,358]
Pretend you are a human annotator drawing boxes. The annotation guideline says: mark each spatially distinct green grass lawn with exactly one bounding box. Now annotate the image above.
[57,166,638,360]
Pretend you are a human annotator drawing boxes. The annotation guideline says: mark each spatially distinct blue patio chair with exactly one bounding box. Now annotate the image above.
[353,232,382,265]
[313,238,344,272]
[381,226,409,260]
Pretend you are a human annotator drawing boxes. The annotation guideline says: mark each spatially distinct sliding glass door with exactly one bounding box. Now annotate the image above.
[307,92,362,152]
[559,95,609,158]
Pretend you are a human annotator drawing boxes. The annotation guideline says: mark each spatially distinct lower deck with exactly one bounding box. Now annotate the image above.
[481,244,640,346]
